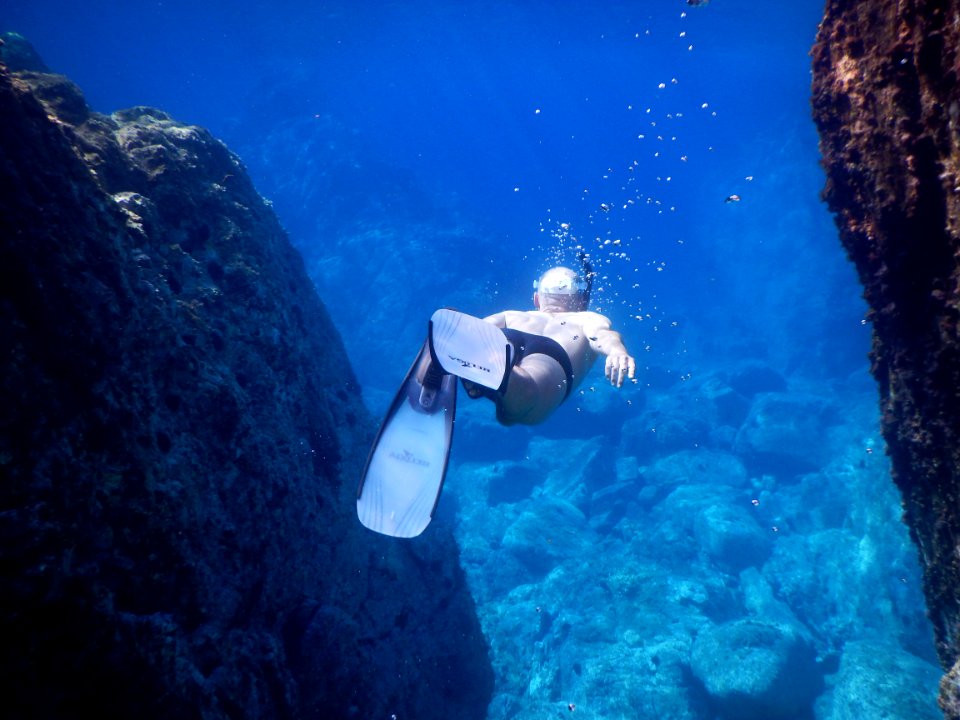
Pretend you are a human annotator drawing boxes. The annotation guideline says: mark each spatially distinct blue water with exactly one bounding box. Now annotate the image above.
[4,1,942,718]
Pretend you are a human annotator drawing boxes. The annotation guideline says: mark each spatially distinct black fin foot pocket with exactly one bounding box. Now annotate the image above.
[462,378,498,400]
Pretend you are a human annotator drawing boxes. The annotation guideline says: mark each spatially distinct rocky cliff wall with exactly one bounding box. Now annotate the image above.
[0,44,492,720]
[812,1,960,716]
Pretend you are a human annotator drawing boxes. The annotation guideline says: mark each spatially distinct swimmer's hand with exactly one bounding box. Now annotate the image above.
[605,353,636,387]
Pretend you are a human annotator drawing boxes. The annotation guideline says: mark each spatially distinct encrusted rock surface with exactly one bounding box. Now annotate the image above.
[0,53,491,719]
[690,617,820,720]
[821,639,942,720]
[812,1,960,715]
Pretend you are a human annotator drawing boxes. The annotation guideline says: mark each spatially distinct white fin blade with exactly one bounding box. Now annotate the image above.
[357,399,449,538]
[430,309,509,390]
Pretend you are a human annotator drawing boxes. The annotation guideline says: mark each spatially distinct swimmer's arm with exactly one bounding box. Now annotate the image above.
[582,314,636,388]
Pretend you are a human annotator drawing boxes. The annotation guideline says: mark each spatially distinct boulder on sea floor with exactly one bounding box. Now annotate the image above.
[643,449,750,495]
[588,479,641,533]
[690,617,821,720]
[621,409,712,458]
[816,639,941,720]
[735,392,840,474]
[619,368,767,461]
[530,435,614,503]
[501,495,591,575]
[487,459,543,505]
[694,501,772,571]
[646,484,737,563]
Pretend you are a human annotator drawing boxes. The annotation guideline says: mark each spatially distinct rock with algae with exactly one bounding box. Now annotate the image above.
[0,42,492,720]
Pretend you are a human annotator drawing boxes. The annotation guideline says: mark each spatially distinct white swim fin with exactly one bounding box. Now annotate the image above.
[357,343,456,538]
[428,308,512,391]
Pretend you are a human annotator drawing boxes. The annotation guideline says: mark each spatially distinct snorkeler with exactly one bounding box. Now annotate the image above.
[357,258,636,537]
[463,263,636,425]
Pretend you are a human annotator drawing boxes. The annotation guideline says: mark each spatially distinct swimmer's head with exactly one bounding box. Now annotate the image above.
[533,266,590,312]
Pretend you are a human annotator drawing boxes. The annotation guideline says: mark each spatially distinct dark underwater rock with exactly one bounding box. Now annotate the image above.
[0,32,50,73]
[0,61,491,719]
[812,1,960,714]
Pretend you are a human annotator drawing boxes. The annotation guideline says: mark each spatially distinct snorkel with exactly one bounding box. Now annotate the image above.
[577,250,594,309]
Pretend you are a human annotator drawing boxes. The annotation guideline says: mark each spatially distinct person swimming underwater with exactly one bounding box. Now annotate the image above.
[462,260,636,426]
[357,257,636,537]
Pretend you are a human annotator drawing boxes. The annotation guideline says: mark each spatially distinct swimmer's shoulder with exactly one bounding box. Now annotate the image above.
[498,309,538,322]
[572,310,612,326]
